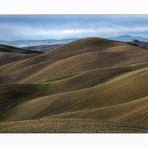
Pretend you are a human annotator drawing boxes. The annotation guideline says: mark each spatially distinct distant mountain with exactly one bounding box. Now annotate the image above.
[24,44,62,52]
[0,38,77,47]
[110,35,148,42]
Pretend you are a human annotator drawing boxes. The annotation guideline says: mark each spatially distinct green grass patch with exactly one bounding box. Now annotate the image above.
[40,83,51,91]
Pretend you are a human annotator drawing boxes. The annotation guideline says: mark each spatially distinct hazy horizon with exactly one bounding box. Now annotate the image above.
[1,15,148,41]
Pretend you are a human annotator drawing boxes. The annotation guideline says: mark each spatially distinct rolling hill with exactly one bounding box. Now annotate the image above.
[0,44,42,66]
[0,44,42,54]
[0,37,148,133]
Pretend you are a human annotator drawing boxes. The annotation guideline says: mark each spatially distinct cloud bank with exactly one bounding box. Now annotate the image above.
[0,15,148,40]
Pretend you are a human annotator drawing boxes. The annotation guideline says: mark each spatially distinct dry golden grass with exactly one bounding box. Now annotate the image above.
[0,52,37,66]
[1,67,147,122]
[0,37,148,133]
[0,37,147,84]
[0,44,41,54]
[0,119,148,133]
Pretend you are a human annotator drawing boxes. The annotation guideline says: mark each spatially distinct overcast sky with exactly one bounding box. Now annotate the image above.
[0,15,148,41]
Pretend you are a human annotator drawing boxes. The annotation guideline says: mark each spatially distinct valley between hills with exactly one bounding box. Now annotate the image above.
[0,37,148,133]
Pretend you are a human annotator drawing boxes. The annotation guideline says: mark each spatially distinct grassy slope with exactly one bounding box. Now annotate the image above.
[0,84,45,119]
[0,119,148,133]
[2,67,148,122]
[0,37,148,132]
[0,38,148,84]
[0,52,38,66]
[0,44,42,54]
[0,44,42,67]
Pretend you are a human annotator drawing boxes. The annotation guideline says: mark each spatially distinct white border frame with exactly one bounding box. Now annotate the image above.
[0,0,148,14]
[0,0,148,148]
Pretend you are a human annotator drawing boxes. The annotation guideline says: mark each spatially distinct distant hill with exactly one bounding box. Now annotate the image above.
[110,35,148,42]
[0,38,77,47]
[24,44,62,52]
